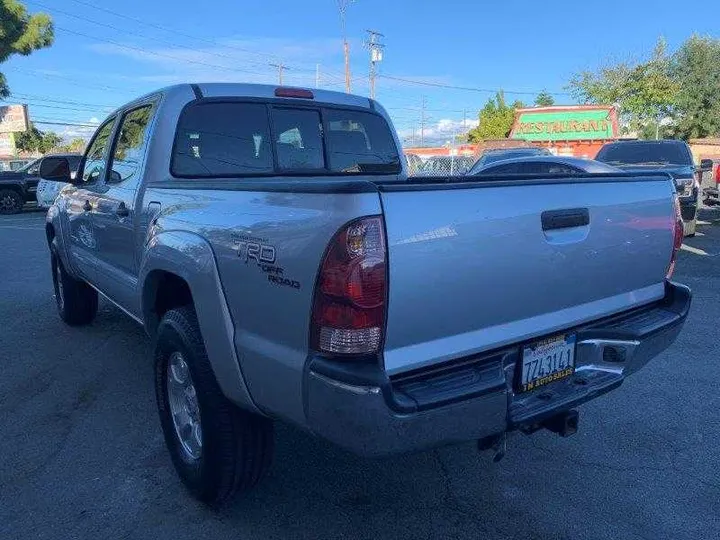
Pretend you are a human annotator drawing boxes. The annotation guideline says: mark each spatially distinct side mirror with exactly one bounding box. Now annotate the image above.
[39,157,72,183]
[108,169,122,183]
[700,158,714,172]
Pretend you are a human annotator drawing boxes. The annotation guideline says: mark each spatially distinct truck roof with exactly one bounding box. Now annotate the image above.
[125,83,374,110]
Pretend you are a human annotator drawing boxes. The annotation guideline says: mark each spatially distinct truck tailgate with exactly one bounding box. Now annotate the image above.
[380,176,675,374]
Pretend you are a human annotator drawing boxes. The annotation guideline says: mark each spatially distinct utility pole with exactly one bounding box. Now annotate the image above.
[336,0,355,93]
[420,96,427,146]
[269,62,287,85]
[365,30,385,99]
[411,125,416,146]
[315,64,320,88]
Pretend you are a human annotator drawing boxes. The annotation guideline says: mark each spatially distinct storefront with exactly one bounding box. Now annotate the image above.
[509,105,620,158]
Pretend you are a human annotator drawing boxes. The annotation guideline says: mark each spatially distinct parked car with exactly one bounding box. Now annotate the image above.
[0,153,81,214]
[468,146,552,175]
[42,83,689,505]
[595,140,712,236]
[470,155,620,176]
[0,158,34,172]
[417,155,475,175]
[703,160,720,206]
[36,155,82,209]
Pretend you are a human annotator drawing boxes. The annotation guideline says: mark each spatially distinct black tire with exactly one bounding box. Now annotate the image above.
[154,306,274,505]
[51,250,98,326]
[0,188,24,215]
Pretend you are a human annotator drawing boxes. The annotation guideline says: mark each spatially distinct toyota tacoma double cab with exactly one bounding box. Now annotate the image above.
[42,84,691,504]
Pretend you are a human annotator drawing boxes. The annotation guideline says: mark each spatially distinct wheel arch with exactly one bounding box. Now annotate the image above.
[140,231,259,413]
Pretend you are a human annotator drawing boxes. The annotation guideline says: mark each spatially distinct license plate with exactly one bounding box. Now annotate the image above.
[519,333,576,392]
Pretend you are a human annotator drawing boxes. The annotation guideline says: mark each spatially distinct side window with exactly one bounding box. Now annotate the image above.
[480,162,522,175]
[108,105,154,184]
[172,102,273,177]
[271,108,324,170]
[524,162,580,175]
[27,161,40,175]
[82,118,116,184]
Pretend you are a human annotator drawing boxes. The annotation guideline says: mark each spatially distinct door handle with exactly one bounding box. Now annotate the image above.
[82,200,92,212]
[541,208,589,231]
[115,202,130,218]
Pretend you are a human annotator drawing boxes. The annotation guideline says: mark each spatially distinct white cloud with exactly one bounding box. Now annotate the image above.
[395,117,479,145]
[89,37,351,90]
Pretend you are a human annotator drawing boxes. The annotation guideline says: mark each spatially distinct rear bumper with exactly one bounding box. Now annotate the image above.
[304,282,691,456]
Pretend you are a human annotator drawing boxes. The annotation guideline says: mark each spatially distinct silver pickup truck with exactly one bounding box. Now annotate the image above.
[42,83,691,505]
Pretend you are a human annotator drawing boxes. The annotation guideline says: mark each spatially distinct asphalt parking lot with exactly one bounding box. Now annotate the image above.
[1,206,719,540]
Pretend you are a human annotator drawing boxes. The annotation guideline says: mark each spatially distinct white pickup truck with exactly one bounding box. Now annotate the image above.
[41,83,691,504]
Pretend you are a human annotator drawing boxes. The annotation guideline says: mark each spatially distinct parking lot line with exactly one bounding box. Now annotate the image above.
[681,244,709,255]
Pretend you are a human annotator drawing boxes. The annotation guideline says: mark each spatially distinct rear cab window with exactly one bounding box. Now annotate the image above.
[596,142,693,166]
[171,100,401,177]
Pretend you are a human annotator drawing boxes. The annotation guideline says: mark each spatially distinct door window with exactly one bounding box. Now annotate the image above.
[82,118,116,184]
[108,105,154,184]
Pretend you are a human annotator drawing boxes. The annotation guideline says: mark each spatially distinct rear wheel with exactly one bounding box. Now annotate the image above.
[51,250,98,325]
[0,188,23,215]
[154,306,274,505]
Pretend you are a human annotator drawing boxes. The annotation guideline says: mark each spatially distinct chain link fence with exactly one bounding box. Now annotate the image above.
[404,152,476,176]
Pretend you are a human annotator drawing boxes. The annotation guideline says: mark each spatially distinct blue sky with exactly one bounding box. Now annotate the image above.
[3,0,718,143]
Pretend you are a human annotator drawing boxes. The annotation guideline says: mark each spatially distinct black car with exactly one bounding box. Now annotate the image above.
[595,140,712,236]
[0,153,82,214]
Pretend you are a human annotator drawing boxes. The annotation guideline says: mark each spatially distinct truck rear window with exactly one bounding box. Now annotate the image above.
[172,101,401,177]
[595,142,692,166]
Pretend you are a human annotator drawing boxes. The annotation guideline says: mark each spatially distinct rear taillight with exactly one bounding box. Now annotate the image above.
[666,196,684,279]
[715,164,720,185]
[311,216,387,356]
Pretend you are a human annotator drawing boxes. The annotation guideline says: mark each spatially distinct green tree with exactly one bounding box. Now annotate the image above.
[0,0,54,98]
[568,38,677,136]
[466,92,524,142]
[59,137,87,153]
[534,90,555,107]
[667,35,720,140]
[15,124,62,153]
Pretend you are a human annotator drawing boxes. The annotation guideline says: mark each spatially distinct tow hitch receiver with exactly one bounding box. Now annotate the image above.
[543,409,579,437]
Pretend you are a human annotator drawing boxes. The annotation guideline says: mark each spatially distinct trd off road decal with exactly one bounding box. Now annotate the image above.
[235,237,301,290]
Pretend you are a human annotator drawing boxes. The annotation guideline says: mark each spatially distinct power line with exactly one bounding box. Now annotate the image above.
[22,102,110,113]
[5,67,143,94]
[378,73,571,96]
[61,0,344,79]
[9,92,117,109]
[28,1,274,71]
[64,0,278,62]
[53,27,269,77]
[33,119,98,127]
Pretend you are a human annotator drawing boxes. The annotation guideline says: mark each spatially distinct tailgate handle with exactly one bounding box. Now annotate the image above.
[541,208,589,231]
